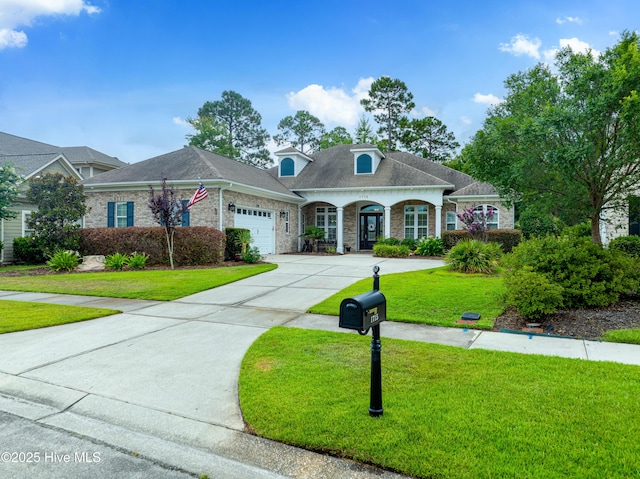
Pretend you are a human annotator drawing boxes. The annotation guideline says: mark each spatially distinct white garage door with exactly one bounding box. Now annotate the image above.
[234,207,275,254]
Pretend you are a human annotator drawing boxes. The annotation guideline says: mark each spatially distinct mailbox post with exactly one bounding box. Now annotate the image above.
[339,265,386,417]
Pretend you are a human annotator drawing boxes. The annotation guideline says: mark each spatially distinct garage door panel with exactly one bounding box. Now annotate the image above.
[235,208,275,254]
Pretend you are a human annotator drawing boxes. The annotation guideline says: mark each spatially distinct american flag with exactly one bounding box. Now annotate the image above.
[187,183,208,209]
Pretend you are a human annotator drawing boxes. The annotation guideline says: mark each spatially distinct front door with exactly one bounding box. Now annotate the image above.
[360,213,382,250]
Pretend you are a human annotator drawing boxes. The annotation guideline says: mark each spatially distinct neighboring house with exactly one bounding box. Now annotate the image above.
[0,132,125,263]
[81,143,513,255]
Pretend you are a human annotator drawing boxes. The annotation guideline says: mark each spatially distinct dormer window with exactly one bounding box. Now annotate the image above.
[280,157,295,176]
[275,147,313,177]
[356,154,373,174]
[351,145,383,175]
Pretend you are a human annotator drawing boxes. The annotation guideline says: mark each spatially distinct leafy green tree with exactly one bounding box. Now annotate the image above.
[353,116,378,144]
[188,90,271,168]
[148,178,189,270]
[360,76,415,151]
[465,31,640,244]
[319,126,353,150]
[186,115,240,159]
[0,163,21,220]
[273,110,326,153]
[26,173,87,256]
[400,116,460,163]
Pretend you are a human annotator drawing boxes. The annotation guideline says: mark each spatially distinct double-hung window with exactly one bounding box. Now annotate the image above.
[316,207,337,241]
[404,205,428,239]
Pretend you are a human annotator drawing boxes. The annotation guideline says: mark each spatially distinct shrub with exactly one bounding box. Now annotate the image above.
[414,237,444,256]
[124,252,149,269]
[503,236,629,308]
[561,222,591,239]
[47,250,80,272]
[376,237,401,246]
[225,228,249,259]
[504,267,565,319]
[441,229,522,253]
[12,236,46,264]
[518,209,560,239]
[444,239,502,274]
[609,235,640,258]
[400,238,417,251]
[105,252,128,271]
[79,227,225,266]
[242,246,262,264]
[373,244,410,258]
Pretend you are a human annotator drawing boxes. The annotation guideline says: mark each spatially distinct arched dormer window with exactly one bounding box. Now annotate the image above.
[280,157,295,177]
[356,154,372,174]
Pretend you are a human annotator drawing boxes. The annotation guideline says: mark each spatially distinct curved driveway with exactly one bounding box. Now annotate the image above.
[0,254,441,479]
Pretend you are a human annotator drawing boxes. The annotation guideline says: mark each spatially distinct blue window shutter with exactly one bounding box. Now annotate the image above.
[182,200,190,226]
[107,202,115,227]
[126,202,134,227]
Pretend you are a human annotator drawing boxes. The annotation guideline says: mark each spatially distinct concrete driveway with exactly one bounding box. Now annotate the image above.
[0,254,441,479]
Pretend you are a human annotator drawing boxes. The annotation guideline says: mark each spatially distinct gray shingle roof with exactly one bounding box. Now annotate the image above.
[81,146,301,199]
[59,146,127,168]
[449,181,498,197]
[269,144,477,191]
[1,131,123,175]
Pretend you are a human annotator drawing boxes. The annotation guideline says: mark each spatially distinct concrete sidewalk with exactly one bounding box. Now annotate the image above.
[1,254,640,478]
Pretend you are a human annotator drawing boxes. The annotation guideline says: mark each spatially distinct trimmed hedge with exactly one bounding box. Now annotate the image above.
[373,244,410,258]
[442,229,522,253]
[78,227,225,266]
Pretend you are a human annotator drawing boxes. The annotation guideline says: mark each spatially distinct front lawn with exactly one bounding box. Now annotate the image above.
[309,267,504,329]
[0,264,277,301]
[0,300,119,334]
[240,327,640,479]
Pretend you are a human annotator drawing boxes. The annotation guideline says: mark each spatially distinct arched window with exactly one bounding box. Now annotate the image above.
[473,205,499,229]
[280,158,295,176]
[356,154,372,174]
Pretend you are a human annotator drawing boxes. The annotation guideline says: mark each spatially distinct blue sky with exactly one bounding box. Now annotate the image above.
[0,0,637,164]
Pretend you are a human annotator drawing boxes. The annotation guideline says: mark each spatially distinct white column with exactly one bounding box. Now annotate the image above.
[336,207,344,254]
[384,206,391,238]
[435,205,442,238]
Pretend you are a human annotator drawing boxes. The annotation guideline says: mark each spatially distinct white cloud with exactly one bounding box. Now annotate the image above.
[285,78,373,128]
[0,0,100,50]
[543,37,598,62]
[556,16,583,25]
[0,28,27,49]
[499,34,542,59]
[172,116,190,127]
[473,93,502,106]
[460,116,472,125]
[421,106,437,117]
[559,37,593,54]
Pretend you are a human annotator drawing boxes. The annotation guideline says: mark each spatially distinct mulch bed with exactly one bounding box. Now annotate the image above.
[493,299,640,340]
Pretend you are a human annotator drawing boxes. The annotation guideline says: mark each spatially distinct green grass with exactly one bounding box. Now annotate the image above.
[240,327,640,479]
[0,264,277,301]
[0,300,119,334]
[602,328,640,344]
[309,267,505,329]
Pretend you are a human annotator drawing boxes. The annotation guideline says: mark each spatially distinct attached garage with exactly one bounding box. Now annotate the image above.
[234,207,275,254]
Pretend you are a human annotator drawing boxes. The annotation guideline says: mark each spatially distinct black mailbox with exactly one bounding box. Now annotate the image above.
[339,290,386,331]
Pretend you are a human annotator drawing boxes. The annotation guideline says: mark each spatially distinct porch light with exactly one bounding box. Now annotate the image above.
[228,202,236,212]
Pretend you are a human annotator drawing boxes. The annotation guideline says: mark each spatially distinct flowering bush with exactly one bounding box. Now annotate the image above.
[457,206,495,241]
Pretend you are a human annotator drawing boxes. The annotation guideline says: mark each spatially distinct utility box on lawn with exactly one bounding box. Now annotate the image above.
[339,290,386,331]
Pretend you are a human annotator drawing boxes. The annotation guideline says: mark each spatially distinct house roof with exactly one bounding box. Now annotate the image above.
[81,146,302,200]
[59,146,127,169]
[0,131,125,175]
[268,144,486,193]
[449,181,499,198]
